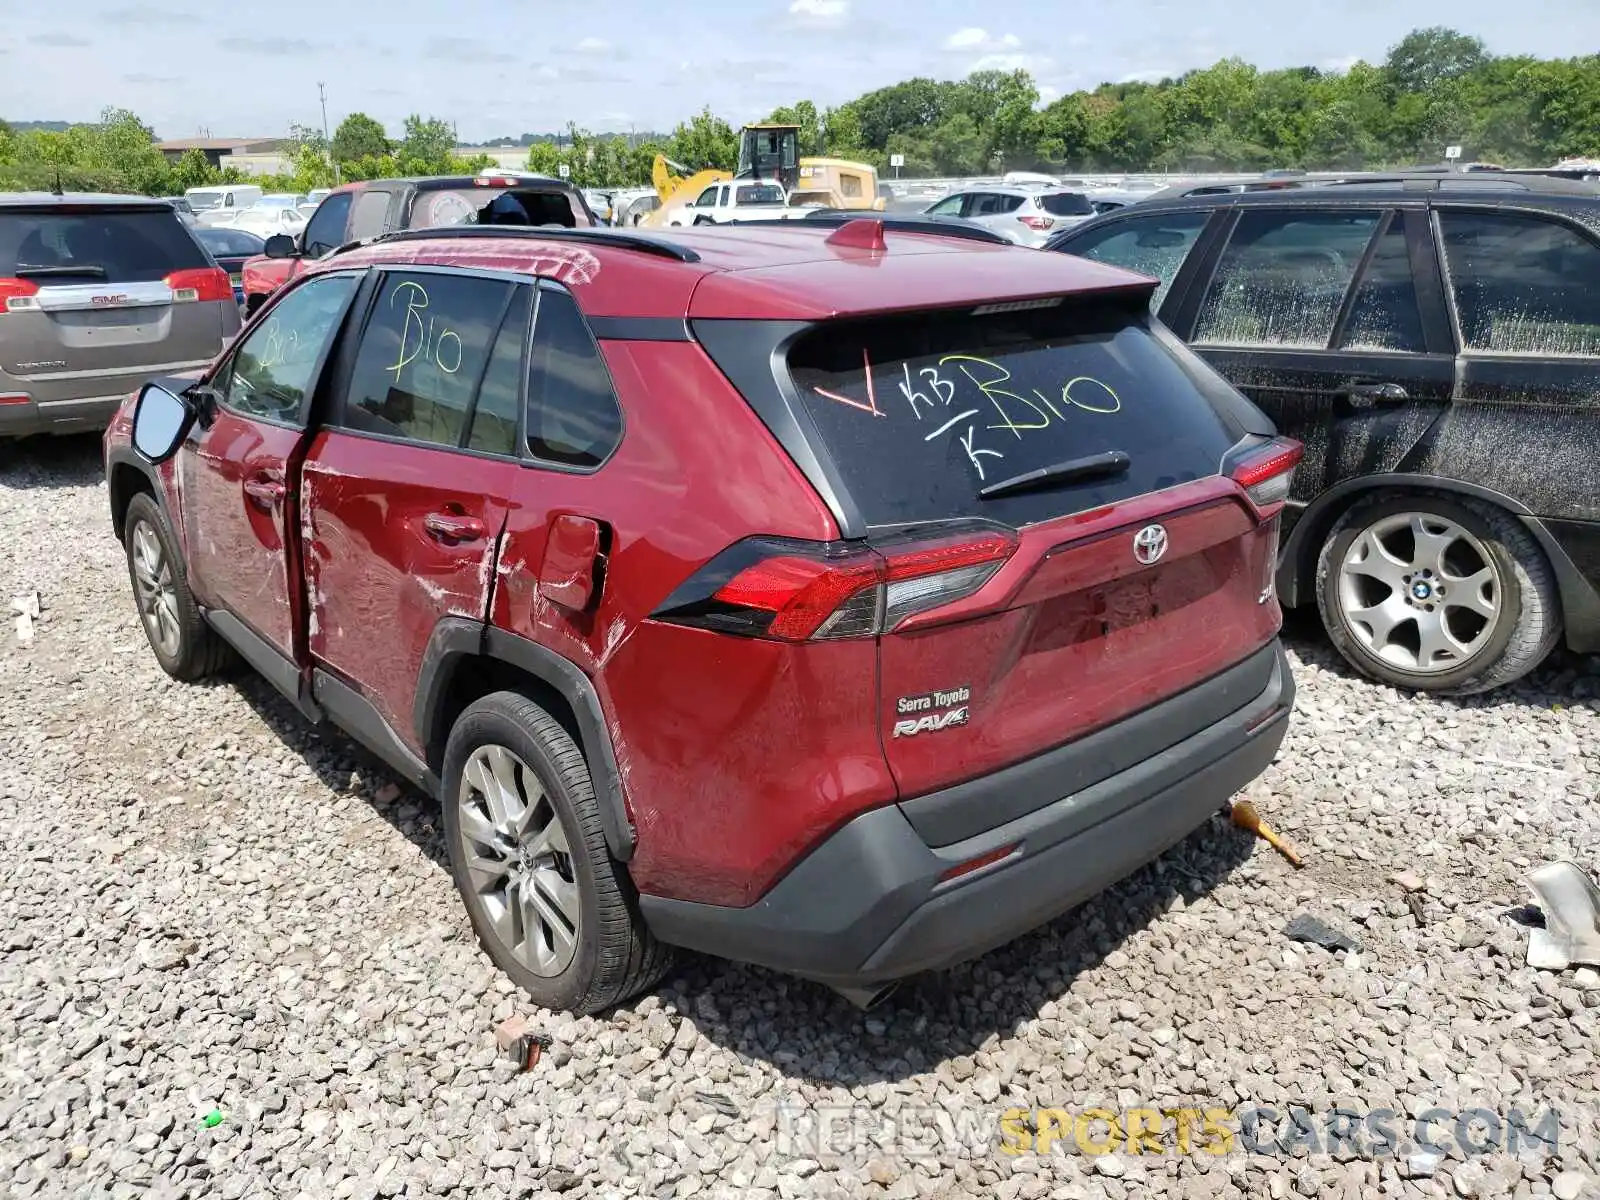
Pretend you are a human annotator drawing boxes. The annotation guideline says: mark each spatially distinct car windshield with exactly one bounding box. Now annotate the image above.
[409,187,584,229]
[186,191,223,210]
[1040,192,1094,217]
[0,208,209,282]
[785,300,1235,528]
[736,184,786,205]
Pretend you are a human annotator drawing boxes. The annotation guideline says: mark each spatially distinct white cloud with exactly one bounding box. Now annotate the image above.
[576,37,612,54]
[1322,54,1360,72]
[789,0,848,17]
[972,52,1048,73]
[1037,84,1061,104]
[944,27,1021,53]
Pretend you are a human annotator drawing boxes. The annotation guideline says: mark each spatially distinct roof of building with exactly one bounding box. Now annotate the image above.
[156,138,287,153]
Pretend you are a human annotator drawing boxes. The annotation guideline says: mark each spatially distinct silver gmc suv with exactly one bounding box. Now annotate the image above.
[1,194,240,438]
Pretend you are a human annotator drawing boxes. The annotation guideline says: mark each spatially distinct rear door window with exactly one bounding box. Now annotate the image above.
[1437,211,1600,356]
[786,301,1236,528]
[1057,211,1209,309]
[0,208,208,282]
[1194,209,1382,347]
[342,271,515,447]
[971,193,1024,217]
[1337,215,1425,352]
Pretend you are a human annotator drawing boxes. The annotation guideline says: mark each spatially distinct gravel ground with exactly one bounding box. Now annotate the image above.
[3,436,1599,1200]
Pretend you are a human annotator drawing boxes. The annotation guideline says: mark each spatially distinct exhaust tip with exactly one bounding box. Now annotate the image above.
[830,982,900,1011]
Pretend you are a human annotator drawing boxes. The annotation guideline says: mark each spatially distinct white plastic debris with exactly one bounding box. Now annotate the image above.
[12,591,39,643]
[1524,860,1600,970]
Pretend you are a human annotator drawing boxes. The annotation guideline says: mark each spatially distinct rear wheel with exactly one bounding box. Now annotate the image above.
[693,215,713,226]
[123,493,231,680]
[441,691,671,1014]
[1315,492,1561,695]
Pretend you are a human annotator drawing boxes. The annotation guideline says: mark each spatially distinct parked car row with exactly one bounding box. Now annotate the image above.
[4,168,1594,1020]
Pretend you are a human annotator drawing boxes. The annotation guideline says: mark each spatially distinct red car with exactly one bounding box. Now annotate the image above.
[105,216,1298,1014]
[239,174,595,316]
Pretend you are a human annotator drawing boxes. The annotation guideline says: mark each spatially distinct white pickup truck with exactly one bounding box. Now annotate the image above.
[666,180,807,226]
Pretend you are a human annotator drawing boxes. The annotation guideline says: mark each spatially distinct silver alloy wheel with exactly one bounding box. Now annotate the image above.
[1337,510,1501,675]
[131,519,181,659]
[457,743,580,977]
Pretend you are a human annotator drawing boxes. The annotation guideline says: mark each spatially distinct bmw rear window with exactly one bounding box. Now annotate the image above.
[785,300,1239,528]
[0,208,208,282]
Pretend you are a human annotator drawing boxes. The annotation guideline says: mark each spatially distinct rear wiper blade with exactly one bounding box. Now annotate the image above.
[15,264,107,278]
[978,450,1131,500]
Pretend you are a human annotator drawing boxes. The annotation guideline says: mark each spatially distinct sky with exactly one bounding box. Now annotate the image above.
[3,0,1599,143]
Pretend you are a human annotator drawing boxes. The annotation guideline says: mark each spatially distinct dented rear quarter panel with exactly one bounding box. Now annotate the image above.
[489,338,889,906]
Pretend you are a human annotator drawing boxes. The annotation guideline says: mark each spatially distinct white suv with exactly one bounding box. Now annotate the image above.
[923,186,1096,247]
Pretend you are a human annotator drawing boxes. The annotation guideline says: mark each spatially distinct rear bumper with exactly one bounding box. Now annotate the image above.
[640,639,1293,987]
[0,363,213,438]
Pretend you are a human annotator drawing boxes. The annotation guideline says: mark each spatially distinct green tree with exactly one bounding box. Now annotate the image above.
[332,113,390,164]
[668,108,737,171]
[397,115,457,174]
[1385,27,1488,94]
[766,101,824,157]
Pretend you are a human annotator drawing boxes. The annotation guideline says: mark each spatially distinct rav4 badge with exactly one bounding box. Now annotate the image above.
[892,685,972,737]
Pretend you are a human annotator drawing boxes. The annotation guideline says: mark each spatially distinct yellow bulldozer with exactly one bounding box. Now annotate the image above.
[639,124,884,228]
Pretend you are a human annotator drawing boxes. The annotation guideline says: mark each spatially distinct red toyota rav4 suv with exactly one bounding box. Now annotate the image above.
[105,217,1298,1014]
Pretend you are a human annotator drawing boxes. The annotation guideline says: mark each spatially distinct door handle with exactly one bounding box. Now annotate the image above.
[243,476,285,509]
[424,512,488,543]
[1340,381,1408,405]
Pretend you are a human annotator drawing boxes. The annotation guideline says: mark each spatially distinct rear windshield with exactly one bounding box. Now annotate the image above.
[1040,192,1094,217]
[408,187,586,230]
[186,190,224,210]
[0,208,208,282]
[195,227,265,256]
[786,302,1236,528]
[736,184,786,205]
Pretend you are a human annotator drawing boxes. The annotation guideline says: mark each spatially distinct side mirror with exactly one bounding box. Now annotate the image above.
[131,383,196,464]
[263,234,297,259]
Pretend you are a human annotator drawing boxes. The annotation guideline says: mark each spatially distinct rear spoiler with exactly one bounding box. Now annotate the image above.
[743,211,1015,247]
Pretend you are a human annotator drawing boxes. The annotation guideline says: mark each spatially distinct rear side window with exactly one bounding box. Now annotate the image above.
[348,190,391,241]
[785,302,1237,528]
[971,194,1024,217]
[1438,211,1600,356]
[343,271,514,447]
[1194,210,1382,347]
[1338,216,1425,352]
[1039,193,1093,217]
[0,209,207,282]
[1058,211,1208,309]
[524,287,623,469]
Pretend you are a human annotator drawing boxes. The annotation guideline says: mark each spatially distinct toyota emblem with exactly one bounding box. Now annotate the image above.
[1132,524,1168,565]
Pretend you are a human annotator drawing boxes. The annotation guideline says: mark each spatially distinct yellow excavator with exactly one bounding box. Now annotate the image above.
[641,124,884,227]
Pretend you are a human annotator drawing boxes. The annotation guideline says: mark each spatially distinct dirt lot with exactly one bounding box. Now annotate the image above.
[3,436,1598,1200]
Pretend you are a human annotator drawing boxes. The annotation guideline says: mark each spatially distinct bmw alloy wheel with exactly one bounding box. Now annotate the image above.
[1336,510,1501,675]
[456,743,581,976]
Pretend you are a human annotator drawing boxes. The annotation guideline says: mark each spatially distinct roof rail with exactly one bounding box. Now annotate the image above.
[1314,171,1597,195]
[732,210,1013,246]
[343,224,703,264]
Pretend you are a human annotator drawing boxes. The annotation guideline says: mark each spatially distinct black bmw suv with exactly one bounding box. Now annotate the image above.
[1048,174,1600,695]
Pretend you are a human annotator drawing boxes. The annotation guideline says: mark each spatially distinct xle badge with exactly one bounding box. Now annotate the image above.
[893,685,972,737]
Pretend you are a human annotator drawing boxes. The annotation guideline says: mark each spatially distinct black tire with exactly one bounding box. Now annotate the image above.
[693,215,713,226]
[1315,491,1561,695]
[440,691,671,1014]
[123,493,232,680]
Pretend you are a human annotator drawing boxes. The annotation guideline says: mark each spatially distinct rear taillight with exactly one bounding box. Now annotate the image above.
[164,267,232,304]
[653,528,1018,642]
[0,278,40,314]
[1229,437,1303,514]
[1018,215,1055,231]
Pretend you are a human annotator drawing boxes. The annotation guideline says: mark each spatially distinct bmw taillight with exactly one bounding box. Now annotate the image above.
[653,527,1018,642]
[0,278,40,314]
[164,267,232,304]
[1228,436,1303,516]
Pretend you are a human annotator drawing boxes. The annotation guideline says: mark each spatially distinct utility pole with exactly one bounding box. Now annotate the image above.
[318,81,340,183]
